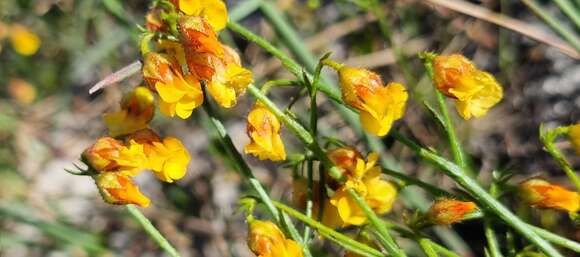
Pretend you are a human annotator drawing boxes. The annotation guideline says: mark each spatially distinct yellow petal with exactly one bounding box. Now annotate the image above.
[156,82,186,103]
[9,24,40,56]
[202,0,228,31]
[178,0,203,15]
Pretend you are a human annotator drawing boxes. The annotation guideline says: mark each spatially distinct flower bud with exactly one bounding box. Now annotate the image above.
[427,199,477,225]
[338,67,383,110]
[328,147,362,176]
[518,179,580,213]
[432,54,476,98]
[568,124,580,156]
[103,86,155,137]
[95,172,151,207]
[83,137,125,172]
[247,220,303,257]
[9,24,40,56]
[244,103,286,161]
[83,138,148,175]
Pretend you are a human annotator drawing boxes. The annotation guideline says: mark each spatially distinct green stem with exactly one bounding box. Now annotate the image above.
[431,243,462,257]
[554,0,580,30]
[391,131,564,257]
[522,0,580,52]
[348,188,407,257]
[229,0,262,22]
[201,98,313,257]
[484,183,504,257]
[273,201,384,257]
[260,79,297,94]
[418,237,440,257]
[421,54,473,178]
[540,125,580,192]
[126,205,181,257]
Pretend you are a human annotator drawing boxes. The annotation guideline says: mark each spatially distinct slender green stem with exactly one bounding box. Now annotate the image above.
[554,0,580,29]
[391,131,564,257]
[421,54,473,178]
[126,205,181,257]
[522,0,580,52]
[273,201,384,257]
[201,98,313,257]
[484,183,504,257]
[260,79,297,94]
[540,125,580,192]
[348,188,407,257]
[431,243,462,257]
[418,237,440,257]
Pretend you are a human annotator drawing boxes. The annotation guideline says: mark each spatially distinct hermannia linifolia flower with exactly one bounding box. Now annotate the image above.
[519,178,580,213]
[95,172,151,207]
[128,129,191,183]
[247,220,303,257]
[328,147,398,226]
[142,52,203,119]
[337,66,408,136]
[433,54,503,120]
[426,199,477,225]
[103,86,155,137]
[244,103,286,161]
[82,137,148,176]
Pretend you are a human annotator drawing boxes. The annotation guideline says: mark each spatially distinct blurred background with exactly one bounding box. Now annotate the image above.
[0,0,579,256]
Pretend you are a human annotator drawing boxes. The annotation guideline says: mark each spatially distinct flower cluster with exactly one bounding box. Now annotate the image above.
[82,86,191,207]
[518,178,580,213]
[247,220,303,257]
[0,22,40,56]
[329,64,408,137]
[142,0,253,120]
[432,54,503,120]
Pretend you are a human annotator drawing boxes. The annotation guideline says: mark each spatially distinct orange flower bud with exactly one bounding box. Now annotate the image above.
[8,78,36,105]
[568,124,580,156]
[518,179,580,213]
[95,172,151,207]
[179,16,224,81]
[247,220,303,257]
[328,147,363,174]
[337,66,407,136]
[427,199,477,225]
[83,137,125,172]
[244,103,286,161]
[83,137,148,175]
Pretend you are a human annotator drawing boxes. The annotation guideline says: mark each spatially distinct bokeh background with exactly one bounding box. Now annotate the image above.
[1,0,579,256]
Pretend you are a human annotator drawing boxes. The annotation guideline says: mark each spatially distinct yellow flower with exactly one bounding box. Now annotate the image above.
[244,103,286,161]
[427,199,477,225]
[95,172,151,207]
[567,124,580,156]
[83,137,148,176]
[338,67,407,136]
[143,52,203,119]
[103,87,155,137]
[433,54,503,120]
[9,24,40,56]
[175,0,227,31]
[128,129,191,183]
[247,220,304,257]
[7,78,36,105]
[519,178,580,213]
[207,45,253,108]
[292,178,344,229]
[179,15,224,81]
[328,148,398,226]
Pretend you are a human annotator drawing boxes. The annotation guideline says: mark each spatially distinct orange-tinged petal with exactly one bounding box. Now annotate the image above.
[244,103,286,161]
[427,199,477,225]
[95,172,151,207]
[453,71,503,120]
[433,54,477,98]
[519,179,580,213]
